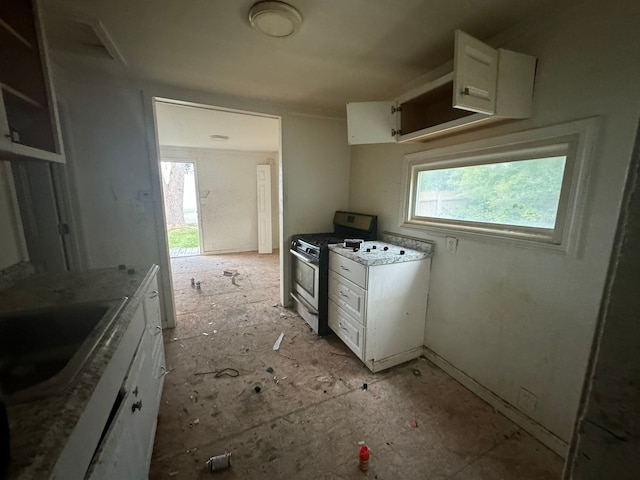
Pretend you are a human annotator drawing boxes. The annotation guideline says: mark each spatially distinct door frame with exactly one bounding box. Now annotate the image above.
[144,95,282,329]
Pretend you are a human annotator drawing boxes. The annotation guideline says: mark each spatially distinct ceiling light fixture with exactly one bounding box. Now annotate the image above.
[210,134,229,141]
[248,1,302,38]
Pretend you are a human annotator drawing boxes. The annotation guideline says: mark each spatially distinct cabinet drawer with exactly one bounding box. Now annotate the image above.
[328,300,364,360]
[328,270,366,325]
[329,252,367,288]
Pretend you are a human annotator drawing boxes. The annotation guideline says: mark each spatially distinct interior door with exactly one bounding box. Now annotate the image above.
[256,164,272,254]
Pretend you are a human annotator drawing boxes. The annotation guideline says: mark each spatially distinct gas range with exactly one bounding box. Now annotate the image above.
[290,211,377,335]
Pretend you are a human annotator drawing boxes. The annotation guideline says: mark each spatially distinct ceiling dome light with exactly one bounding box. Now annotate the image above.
[248,1,302,38]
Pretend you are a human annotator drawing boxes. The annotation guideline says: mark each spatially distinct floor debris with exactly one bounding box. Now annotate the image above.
[272,332,285,350]
[194,368,240,377]
[266,367,274,373]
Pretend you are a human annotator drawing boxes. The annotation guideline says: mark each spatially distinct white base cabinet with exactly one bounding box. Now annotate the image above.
[86,271,165,479]
[328,251,430,372]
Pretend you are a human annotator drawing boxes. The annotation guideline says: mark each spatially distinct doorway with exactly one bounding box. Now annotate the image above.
[152,99,282,328]
[161,161,200,258]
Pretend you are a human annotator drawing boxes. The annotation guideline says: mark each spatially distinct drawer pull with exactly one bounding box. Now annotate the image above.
[339,323,348,332]
[340,265,350,271]
[339,291,349,298]
[150,290,159,298]
[131,400,143,412]
[155,325,162,335]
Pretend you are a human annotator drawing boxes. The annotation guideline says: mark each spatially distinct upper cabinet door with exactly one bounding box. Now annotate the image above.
[346,101,397,145]
[453,30,498,115]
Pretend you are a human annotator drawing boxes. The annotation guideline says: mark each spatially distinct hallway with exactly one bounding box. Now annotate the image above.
[150,251,563,479]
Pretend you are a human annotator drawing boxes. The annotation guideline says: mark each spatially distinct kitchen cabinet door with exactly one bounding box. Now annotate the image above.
[346,101,397,145]
[453,29,499,115]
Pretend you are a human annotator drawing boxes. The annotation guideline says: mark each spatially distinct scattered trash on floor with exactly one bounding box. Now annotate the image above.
[359,445,370,472]
[202,332,209,336]
[279,313,292,318]
[213,330,218,334]
[191,278,195,287]
[273,332,285,350]
[254,385,261,393]
[206,452,232,471]
[196,281,201,290]
[168,471,178,477]
[358,440,365,446]
[413,369,421,376]
[329,351,351,357]
[272,303,278,307]
[410,419,418,428]
[362,383,368,390]
[194,368,239,377]
[266,367,274,373]
[223,269,237,277]
[186,447,198,454]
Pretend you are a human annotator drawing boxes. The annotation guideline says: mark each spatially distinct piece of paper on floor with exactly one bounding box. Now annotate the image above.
[273,332,285,350]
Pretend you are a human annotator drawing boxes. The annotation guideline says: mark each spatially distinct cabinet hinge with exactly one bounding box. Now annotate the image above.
[391,129,402,137]
[391,106,401,114]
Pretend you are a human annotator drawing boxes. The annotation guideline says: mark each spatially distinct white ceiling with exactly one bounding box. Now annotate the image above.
[42,0,552,113]
[155,102,280,151]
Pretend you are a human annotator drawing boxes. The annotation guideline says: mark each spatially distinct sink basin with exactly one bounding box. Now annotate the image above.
[0,298,128,403]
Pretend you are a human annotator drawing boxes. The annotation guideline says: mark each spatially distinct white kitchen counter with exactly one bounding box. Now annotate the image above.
[0,265,157,479]
[328,240,430,266]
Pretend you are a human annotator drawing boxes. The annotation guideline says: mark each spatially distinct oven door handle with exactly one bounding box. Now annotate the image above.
[290,292,319,316]
[290,248,319,266]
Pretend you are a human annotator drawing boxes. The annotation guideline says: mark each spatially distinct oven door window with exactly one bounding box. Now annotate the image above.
[295,258,316,298]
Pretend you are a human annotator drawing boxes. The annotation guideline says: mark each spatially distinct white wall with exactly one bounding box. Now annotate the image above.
[0,161,27,271]
[53,68,351,322]
[161,146,280,254]
[348,0,640,453]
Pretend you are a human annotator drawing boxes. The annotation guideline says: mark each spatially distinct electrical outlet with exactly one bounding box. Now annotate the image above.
[518,387,538,414]
[446,236,458,254]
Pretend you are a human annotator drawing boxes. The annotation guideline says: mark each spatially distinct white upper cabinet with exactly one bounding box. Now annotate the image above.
[0,0,65,162]
[346,30,537,145]
[453,30,498,115]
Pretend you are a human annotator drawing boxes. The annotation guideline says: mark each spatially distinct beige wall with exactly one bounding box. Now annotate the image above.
[54,72,351,324]
[348,0,640,454]
[161,147,280,254]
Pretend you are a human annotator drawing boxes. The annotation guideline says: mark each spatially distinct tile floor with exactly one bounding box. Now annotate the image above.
[149,252,563,479]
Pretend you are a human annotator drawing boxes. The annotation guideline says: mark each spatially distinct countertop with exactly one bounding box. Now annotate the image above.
[329,241,430,266]
[0,265,156,479]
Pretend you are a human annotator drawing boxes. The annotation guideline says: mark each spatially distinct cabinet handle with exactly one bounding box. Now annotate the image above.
[150,290,159,298]
[339,322,348,332]
[339,291,349,298]
[461,87,470,96]
[340,265,350,271]
[131,400,142,412]
[155,325,162,335]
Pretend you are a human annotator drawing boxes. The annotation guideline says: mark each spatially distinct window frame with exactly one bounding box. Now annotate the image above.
[400,117,599,253]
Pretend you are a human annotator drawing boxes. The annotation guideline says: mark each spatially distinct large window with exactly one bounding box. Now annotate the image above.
[401,118,598,250]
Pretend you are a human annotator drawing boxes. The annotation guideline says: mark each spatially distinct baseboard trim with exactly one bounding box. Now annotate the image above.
[422,347,569,458]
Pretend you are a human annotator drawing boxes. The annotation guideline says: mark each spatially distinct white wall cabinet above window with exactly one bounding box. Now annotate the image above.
[0,0,65,163]
[346,30,537,145]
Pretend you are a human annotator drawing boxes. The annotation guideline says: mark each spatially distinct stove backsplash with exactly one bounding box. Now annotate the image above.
[380,232,435,255]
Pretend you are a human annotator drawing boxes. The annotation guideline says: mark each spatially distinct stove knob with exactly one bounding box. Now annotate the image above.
[353,247,359,252]
[366,248,371,252]
[372,245,377,249]
[400,250,405,255]
[383,246,388,251]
